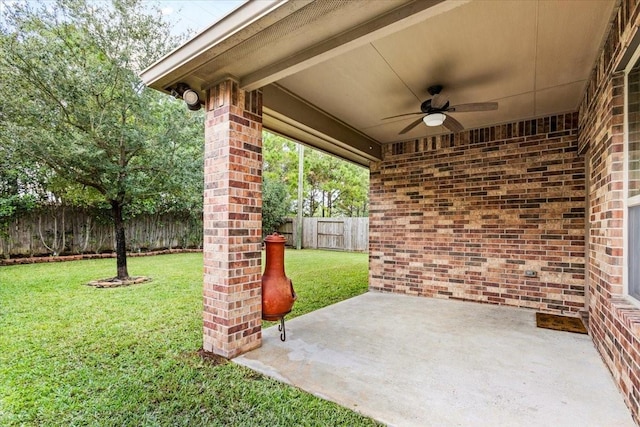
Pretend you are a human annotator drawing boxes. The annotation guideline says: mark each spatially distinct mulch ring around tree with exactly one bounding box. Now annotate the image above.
[86,276,151,288]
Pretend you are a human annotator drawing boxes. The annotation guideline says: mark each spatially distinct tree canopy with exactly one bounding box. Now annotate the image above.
[262,132,369,220]
[0,0,203,277]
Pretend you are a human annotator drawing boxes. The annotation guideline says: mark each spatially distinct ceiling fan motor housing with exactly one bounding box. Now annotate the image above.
[421,99,449,113]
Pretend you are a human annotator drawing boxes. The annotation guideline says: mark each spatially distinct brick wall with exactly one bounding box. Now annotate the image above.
[203,79,263,358]
[578,0,640,422]
[369,113,586,315]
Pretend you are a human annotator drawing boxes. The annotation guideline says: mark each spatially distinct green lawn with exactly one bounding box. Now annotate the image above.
[0,250,378,426]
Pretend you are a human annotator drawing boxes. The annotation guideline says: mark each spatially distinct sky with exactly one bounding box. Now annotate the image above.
[0,1,246,36]
[152,0,245,36]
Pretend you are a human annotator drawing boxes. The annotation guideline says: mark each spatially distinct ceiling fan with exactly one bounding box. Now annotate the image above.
[383,85,498,134]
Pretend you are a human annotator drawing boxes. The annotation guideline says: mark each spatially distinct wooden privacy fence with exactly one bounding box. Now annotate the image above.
[2,210,366,258]
[278,217,368,252]
[0,207,202,258]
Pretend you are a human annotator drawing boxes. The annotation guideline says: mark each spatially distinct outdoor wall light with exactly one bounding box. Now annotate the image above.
[423,113,446,127]
[182,89,201,111]
[168,83,202,111]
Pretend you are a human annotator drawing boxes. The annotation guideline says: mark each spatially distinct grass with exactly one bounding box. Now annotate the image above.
[0,250,378,426]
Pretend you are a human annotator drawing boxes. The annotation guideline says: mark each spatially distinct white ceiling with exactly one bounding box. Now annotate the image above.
[142,0,618,165]
[276,0,615,142]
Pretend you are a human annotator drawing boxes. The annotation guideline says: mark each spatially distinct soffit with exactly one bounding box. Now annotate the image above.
[190,0,410,84]
[142,0,617,164]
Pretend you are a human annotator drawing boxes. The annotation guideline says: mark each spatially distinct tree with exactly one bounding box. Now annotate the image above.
[262,131,370,219]
[262,132,299,201]
[0,144,46,237]
[262,177,290,237]
[332,162,369,217]
[303,147,369,217]
[0,0,201,278]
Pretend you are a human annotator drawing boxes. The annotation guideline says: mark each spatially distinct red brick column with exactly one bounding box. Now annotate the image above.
[203,79,263,358]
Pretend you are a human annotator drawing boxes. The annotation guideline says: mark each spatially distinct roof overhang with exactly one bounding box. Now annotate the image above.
[142,0,617,167]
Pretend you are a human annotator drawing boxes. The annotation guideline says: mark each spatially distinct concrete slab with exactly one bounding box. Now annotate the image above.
[235,292,635,427]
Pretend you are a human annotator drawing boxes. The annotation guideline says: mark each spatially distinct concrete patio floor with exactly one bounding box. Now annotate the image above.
[235,292,635,426]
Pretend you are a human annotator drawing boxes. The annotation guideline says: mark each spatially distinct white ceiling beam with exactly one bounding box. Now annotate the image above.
[263,84,382,163]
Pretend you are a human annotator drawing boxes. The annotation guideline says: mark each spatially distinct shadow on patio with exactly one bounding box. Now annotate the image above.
[235,292,634,426]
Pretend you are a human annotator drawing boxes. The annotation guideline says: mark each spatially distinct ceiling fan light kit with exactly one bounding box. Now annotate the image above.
[423,113,446,127]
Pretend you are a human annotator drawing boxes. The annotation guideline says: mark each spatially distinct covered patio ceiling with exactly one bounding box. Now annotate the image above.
[141,0,617,167]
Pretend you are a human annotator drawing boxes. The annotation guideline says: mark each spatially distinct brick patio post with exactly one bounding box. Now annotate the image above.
[203,79,263,358]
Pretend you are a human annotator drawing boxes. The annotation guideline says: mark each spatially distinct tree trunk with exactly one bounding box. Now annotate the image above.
[60,205,66,255]
[82,215,91,253]
[111,201,129,279]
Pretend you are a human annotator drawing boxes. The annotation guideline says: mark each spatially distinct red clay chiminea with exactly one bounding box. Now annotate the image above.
[261,232,297,341]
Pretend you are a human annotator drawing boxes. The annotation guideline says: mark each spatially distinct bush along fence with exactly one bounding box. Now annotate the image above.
[278,217,368,252]
[0,206,203,260]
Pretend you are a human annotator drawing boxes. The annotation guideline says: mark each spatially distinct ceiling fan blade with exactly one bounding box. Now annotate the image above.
[382,112,423,120]
[399,116,425,134]
[448,102,498,112]
[443,115,464,133]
